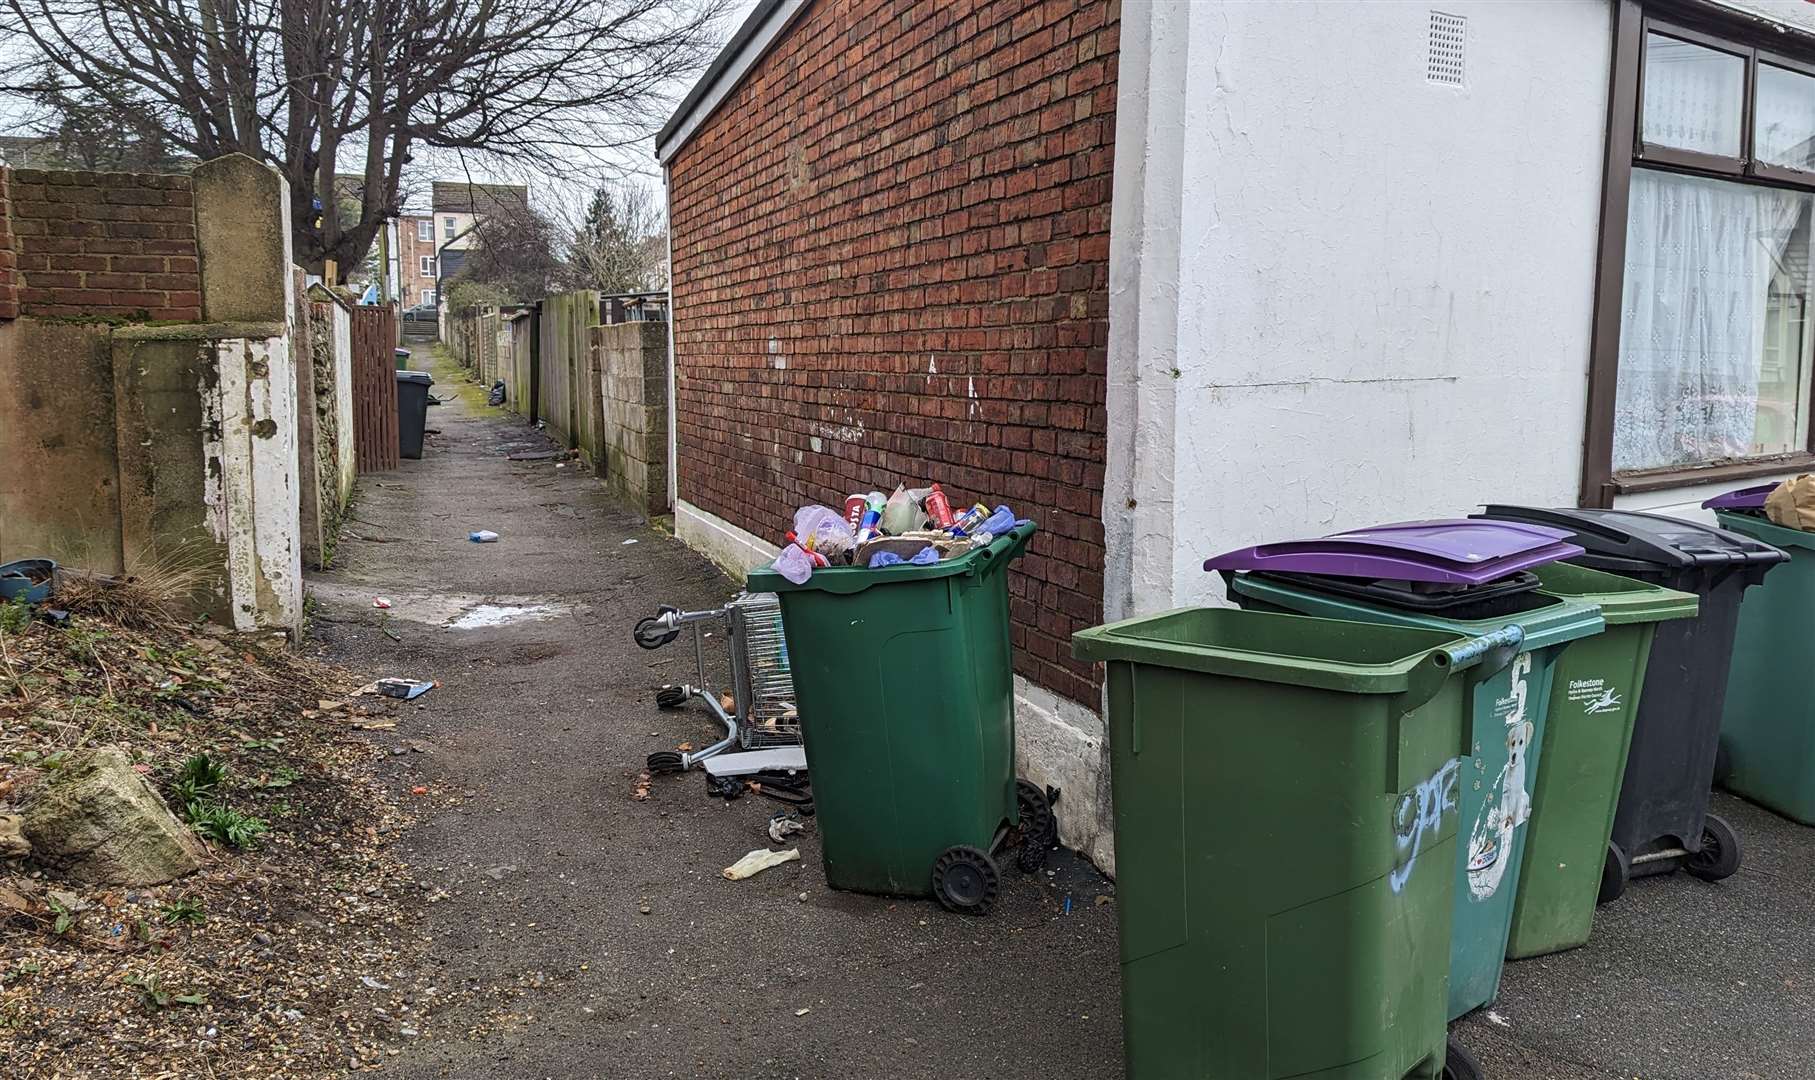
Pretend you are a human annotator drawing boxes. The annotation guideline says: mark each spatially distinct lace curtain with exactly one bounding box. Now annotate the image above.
[1613,169,1809,472]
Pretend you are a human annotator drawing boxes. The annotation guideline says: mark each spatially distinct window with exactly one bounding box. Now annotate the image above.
[421,289,436,306]
[1584,11,1815,501]
[416,219,433,242]
[444,216,456,240]
[419,255,434,276]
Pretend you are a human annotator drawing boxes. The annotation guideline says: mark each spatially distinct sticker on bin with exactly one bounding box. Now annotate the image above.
[1466,654,1535,901]
[1204,519,1584,584]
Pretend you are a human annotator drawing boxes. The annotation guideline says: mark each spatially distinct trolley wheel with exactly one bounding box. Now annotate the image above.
[932,845,1000,916]
[1685,813,1743,882]
[655,684,688,709]
[1599,841,1631,905]
[633,615,680,651]
[646,750,685,775]
[1015,780,1055,873]
[1442,1035,1484,1080]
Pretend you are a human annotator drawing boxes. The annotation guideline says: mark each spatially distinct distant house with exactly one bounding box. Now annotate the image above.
[393,181,528,307]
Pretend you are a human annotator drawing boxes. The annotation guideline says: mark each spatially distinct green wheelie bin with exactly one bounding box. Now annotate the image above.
[1207,520,1605,1022]
[1503,562,1697,959]
[1074,607,1524,1080]
[1705,487,1815,823]
[745,522,1042,913]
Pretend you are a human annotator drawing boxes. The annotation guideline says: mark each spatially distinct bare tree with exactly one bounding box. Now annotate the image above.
[0,0,726,281]
[565,179,667,293]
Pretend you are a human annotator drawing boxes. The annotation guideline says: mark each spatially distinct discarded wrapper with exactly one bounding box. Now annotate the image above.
[469,530,500,543]
[374,678,435,700]
[722,847,801,881]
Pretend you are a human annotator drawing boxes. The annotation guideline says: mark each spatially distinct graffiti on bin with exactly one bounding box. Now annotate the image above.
[1390,756,1462,894]
[1467,653,1535,901]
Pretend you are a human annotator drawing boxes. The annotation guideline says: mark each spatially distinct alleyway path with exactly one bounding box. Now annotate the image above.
[304,349,1815,1080]
[306,349,1125,1079]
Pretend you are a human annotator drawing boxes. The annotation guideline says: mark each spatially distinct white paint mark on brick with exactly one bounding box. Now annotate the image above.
[809,419,864,443]
[809,436,823,453]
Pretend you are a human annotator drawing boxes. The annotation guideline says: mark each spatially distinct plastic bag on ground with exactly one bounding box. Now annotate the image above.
[722,847,801,880]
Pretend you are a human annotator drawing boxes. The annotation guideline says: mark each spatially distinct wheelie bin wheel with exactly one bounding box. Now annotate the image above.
[932,846,1000,915]
[1015,780,1055,872]
[1442,1035,1484,1080]
[1684,813,1743,882]
[1598,841,1630,906]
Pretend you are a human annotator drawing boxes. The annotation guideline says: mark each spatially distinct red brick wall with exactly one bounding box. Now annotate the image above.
[0,168,17,320]
[5,169,201,321]
[668,0,1117,706]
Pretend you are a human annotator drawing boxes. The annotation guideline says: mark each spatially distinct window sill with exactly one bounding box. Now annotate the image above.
[1612,453,1815,494]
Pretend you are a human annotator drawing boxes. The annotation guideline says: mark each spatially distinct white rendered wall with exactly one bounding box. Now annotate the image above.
[1107,1,1616,612]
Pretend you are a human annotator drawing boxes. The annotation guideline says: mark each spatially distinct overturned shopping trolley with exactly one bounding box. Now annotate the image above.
[633,592,805,777]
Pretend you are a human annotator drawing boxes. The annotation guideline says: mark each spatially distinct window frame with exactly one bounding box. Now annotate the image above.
[416,219,433,242]
[1582,2,1815,505]
[443,216,456,240]
[419,255,434,276]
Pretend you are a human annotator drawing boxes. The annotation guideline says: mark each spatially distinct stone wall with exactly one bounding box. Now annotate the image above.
[0,154,306,633]
[594,321,672,517]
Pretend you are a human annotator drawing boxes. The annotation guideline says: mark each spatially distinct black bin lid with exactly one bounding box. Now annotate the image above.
[397,371,434,385]
[1473,505,1787,571]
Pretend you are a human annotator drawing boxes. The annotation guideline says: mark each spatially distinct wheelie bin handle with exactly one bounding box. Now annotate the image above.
[1438,625,1525,674]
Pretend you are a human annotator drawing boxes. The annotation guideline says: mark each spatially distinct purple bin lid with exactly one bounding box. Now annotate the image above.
[1203,518,1586,586]
[1702,482,1777,511]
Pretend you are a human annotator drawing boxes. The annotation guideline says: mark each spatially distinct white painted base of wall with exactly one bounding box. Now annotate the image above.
[1014,676,1114,876]
[675,498,780,576]
[672,497,1117,876]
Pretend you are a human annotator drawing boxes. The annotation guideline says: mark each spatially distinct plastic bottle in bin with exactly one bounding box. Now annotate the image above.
[925,484,956,529]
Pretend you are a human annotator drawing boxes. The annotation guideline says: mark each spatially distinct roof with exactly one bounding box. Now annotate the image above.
[655,0,809,164]
[430,181,529,216]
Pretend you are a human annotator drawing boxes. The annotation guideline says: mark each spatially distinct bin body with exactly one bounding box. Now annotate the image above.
[396,371,433,460]
[1226,574,1601,1020]
[745,524,1033,897]
[1503,562,1697,959]
[1075,607,1494,1080]
[1474,506,1784,867]
[1715,511,1815,823]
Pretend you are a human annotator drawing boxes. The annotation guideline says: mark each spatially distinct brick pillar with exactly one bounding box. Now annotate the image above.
[0,166,18,321]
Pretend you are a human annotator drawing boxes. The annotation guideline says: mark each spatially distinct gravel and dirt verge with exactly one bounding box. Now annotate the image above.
[0,595,441,1077]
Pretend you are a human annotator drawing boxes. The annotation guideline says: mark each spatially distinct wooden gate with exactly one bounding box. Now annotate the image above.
[351,306,400,472]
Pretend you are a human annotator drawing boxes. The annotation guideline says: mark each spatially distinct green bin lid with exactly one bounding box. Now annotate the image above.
[1072,607,1473,696]
[746,521,1036,596]
[1526,562,1698,625]
[1713,509,1815,552]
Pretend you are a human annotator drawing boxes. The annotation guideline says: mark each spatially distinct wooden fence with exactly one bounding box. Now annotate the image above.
[351,306,399,472]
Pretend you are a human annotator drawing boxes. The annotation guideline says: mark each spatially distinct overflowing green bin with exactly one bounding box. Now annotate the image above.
[1504,562,1697,959]
[1712,509,1815,824]
[1074,607,1522,1080]
[745,523,1036,910]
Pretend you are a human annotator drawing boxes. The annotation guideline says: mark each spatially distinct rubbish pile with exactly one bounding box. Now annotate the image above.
[771,484,1027,583]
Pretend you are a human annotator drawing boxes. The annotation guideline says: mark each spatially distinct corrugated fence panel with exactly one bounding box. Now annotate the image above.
[352,305,399,472]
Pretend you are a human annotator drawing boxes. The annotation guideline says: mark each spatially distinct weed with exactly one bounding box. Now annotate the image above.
[241,736,286,752]
[172,755,225,805]
[125,972,206,1011]
[46,896,76,936]
[252,765,302,790]
[160,898,206,926]
[187,803,269,848]
[0,597,32,634]
[56,548,213,630]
